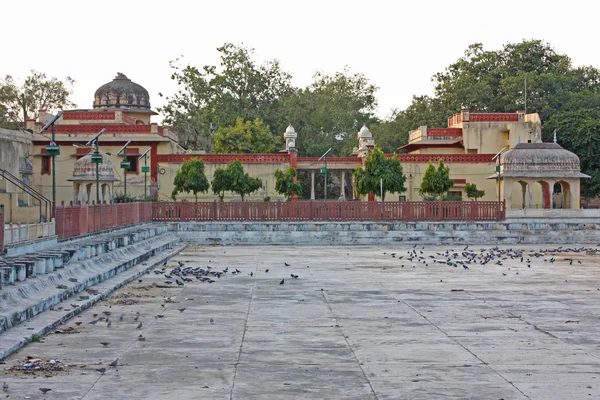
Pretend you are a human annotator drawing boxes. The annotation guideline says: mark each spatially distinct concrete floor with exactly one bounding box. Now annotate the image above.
[2,244,600,399]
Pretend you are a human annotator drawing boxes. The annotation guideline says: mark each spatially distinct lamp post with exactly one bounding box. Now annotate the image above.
[138,148,151,199]
[83,129,107,204]
[318,148,332,200]
[116,140,132,198]
[492,146,508,203]
[30,111,63,218]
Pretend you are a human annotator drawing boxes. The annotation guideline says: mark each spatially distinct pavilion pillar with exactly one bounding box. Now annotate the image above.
[570,180,575,209]
[528,183,533,209]
[340,171,346,198]
[549,181,554,209]
[310,171,316,200]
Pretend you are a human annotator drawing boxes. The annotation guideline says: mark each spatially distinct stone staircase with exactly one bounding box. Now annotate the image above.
[0,223,184,358]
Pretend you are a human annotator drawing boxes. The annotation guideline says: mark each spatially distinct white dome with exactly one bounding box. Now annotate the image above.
[285,124,296,134]
[357,124,372,139]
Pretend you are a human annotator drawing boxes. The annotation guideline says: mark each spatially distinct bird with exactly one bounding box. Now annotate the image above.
[107,320,112,328]
[284,262,290,266]
[290,274,299,279]
[89,319,100,325]
[136,322,143,329]
[96,367,106,374]
[463,265,469,269]
[3,382,8,391]
[176,279,184,286]
[100,342,110,347]
[75,321,82,326]
[133,315,139,322]
[280,279,285,285]
[39,388,52,394]
[109,358,119,368]
[178,308,186,313]
[119,315,124,321]
[250,271,254,277]
[210,318,214,324]
[265,269,269,273]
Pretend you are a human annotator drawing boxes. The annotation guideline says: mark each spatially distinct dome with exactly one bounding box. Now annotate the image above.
[357,124,372,139]
[284,124,297,138]
[67,151,118,182]
[93,73,151,110]
[500,143,589,178]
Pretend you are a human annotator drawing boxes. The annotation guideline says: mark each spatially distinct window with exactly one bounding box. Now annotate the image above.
[41,156,51,175]
[398,195,406,202]
[126,155,138,173]
[447,191,462,201]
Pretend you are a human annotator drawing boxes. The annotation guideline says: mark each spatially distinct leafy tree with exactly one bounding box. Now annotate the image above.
[274,167,303,201]
[212,160,261,201]
[212,118,280,153]
[465,182,485,200]
[353,146,406,201]
[419,159,454,200]
[283,68,379,157]
[0,71,75,129]
[171,158,210,202]
[158,43,292,149]
[211,167,232,202]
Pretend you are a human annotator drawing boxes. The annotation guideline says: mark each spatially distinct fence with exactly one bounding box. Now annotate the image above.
[54,202,153,239]
[152,200,505,222]
[3,221,55,246]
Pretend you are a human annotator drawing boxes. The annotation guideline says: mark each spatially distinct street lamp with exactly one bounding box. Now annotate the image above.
[492,146,508,202]
[85,128,106,204]
[115,140,132,198]
[25,111,63,218]
[318,148,332,200]
[138,148,151,199]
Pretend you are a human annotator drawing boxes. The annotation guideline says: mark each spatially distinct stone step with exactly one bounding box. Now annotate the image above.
[0,231,181,337]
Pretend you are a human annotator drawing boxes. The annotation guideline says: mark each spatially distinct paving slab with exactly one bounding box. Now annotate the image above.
[2,244,600,399]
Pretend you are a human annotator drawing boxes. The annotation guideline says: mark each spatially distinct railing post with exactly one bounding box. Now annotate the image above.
[212,200,217,222]
[438,199,443,221]
[471,201,476,220]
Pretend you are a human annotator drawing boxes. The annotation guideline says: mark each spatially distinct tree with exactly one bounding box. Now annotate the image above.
[211,160,261,201]
[419,159,454,200]
[0,71,75,129]
[274,167,303,201]
[465,182,485,200]
[171,158,210,201]
[211,167,232,202]
[158,43,292,150]
[353,146,406,201]
[212,118,280,153]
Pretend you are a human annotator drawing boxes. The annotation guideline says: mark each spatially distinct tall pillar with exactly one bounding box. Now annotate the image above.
[528,184,533,209]
[310,171,316,200]
[340,171,346,198]
[549,182,554,209]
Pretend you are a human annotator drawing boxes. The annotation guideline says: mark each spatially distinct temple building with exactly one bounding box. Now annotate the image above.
[5,73,583,223]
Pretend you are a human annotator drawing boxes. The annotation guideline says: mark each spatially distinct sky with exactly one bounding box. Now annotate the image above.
[2,0,599,122]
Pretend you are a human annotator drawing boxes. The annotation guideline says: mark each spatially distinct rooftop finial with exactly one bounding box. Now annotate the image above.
[517,136,521,144]
[553,130,557,143]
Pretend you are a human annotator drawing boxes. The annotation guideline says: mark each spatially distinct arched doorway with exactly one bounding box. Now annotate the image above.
[554,181,571,209]
[510,180,528,209]
[535,180,551,209]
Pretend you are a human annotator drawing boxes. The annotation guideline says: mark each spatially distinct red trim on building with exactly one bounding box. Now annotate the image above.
[427,128,463,137]
[35,124,153,134]
[62,111,116,120]
[156,154,291,163]
[399,141,464,152]
[391,154,495,163]
[469,113,519,122]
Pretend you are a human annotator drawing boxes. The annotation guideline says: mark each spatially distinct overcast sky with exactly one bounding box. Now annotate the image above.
[2,0,599,122]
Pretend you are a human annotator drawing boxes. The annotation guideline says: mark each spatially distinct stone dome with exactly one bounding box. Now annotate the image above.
[93,73,150,110]
[501,143,589,178]
[284,124,297,138]
[67,151,118,182]
[357,124,372,139]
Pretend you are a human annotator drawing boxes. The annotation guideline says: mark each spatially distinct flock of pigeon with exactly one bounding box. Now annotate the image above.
[383,244,593,275]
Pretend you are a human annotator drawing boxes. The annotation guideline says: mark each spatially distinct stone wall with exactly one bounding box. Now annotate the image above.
[172,220,600,245]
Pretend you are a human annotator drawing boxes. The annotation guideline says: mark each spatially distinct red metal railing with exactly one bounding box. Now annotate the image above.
[54,202,153,239]
[153,200,505,222]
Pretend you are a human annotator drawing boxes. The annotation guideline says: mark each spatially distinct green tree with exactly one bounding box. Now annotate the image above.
[283,68,379,157]
[465,182,485,200]
[171,158,210,202]
[353,147,406,201]
[274,167,303,201]
[158,43,292,150]
[419,159,454,201]
[0,71,75,129]
[212,118,280,153]
[214,160,262,201]
[211,167,232,202]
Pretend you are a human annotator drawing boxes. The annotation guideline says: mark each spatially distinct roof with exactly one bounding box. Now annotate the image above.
[93,73,151,110]
[398,139,464,152]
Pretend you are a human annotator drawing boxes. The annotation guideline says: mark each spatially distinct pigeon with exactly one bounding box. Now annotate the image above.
[89,319,100,325]
[280,279,285,285]
[100,342,110,347]
[284,262,291,266]
[178,308,186,313]
[96,367,106,374]
[235,268,241,273]
[250,272,254,277]
[136,322,143,329]
[3,382,8,391]
[265,269,269,273]
[109,358,119,368]
[210,318,214,324]
[40,388,52,394]
[119,315,124,321]
[107,320,112,328]
[290,274,299,279]
[176,279,184,286]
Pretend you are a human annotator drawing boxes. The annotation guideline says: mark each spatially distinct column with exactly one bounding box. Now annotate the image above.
[549,181,554,209]
[569,180,574,209]
[310,171,316,200]
[340,171,346,198]
[528,183,533,209]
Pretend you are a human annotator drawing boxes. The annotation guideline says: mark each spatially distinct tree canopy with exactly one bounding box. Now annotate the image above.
[171,158,210,201]
[211,160,261,201]
[353,147,406,201]
[0,71,75,129]
[465,182,486,201]
[274,167,303,201]
[212,118,280,154]
[419,160,454,201]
